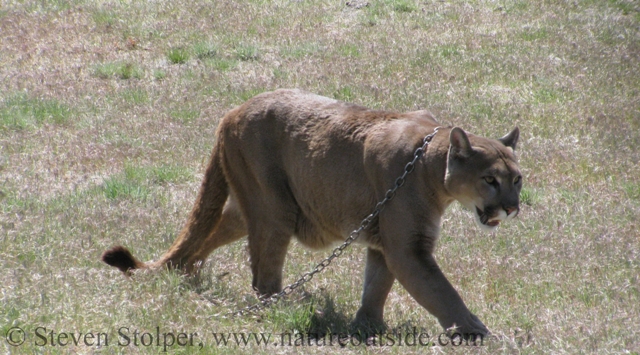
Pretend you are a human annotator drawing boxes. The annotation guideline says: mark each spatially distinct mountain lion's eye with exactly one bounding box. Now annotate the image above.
[514,176,522,184]
[484,176,496,184]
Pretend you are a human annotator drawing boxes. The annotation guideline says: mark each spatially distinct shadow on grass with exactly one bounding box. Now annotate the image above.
[168,272,447,346]
[306,292,353,335]
[186,272,373,334]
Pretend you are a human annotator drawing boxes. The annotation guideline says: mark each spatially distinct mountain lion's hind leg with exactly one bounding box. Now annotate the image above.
[353,248,395,330]
[247,224,292,296]
[187,196,248,269]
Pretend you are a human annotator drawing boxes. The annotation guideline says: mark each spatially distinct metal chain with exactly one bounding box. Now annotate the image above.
[232,126,442,317]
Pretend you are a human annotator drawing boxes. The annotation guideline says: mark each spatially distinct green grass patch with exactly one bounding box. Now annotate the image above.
[266,302,315,332]
[193,42,218,60]
[94,62,144,80]
[392,0,416,13]
[468,102,494,121]
[147,165,194,184]
[519,27,549,42]
[608,0,639,15]
[0,93,72,130]
[533,88,560,104]
[410,50,432,68]
[169,109,200,124]
[361,12,378,27]
[0,191,31,213]
[167,47,190,64]
[333,86,355,102]
[22,0,75,13]
[100,164,192,201]
[235,44,260,61]
[503,1,529,14]
[153,69,166,80]
[235,88,267,103]
[273,68,288,80]
[91,9,118,28]
[94,62,119,79]
[519,187,539,206]
[337,44,360,58]
[206,57,238,71]
[264,294,354,337]
[280,42,321,59]
[623,182,640,200]
[102,176,150,201]
[437,44,461,58]
[123,164,193,185]
[411,45,461,67]
[121,88,149,105]
[117,63,144,79]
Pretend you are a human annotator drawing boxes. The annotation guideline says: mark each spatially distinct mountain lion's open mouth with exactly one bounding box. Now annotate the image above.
[476,207,500,227]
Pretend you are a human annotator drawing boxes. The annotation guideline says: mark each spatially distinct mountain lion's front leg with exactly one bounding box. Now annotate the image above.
[384,245,488,337]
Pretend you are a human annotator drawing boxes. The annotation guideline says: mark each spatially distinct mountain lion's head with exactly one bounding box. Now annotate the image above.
[444,127,522,231]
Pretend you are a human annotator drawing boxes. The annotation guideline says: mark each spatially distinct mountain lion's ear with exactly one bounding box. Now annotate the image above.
[498,127,519,151]
[449,127,472,158]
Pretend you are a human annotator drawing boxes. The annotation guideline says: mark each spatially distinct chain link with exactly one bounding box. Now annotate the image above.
[232,126,441,316]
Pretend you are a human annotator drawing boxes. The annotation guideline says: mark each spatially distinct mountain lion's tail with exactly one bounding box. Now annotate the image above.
[101,245,145,275]
[102,140,229,274]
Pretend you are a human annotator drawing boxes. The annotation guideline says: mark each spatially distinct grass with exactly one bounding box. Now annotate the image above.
[207,58,238,72]
[235,44,260,61]
[194,42,218,60]
[102,175,150,201]
[121,88,149,105]
[94,62,144,80]
[99,164,192,201]
[170,109,200,124]
[0,93,72,130]
[1,0,639,354]
[280,42,322,59]
[391,0,416,13]
[91,9,117,28]
[153,69,167,80]
[167,47,190,64]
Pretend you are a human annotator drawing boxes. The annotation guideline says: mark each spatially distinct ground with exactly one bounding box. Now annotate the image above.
[1,0,639,353]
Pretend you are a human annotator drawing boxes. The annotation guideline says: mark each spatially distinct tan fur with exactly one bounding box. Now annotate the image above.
[102,89,522,337]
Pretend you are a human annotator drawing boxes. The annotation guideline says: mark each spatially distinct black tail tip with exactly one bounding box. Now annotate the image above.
[102,246,140,274]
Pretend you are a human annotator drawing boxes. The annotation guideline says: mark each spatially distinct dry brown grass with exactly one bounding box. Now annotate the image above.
[1,0,639,354]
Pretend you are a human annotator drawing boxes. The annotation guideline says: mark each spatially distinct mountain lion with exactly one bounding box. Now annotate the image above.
[103,89,522,337]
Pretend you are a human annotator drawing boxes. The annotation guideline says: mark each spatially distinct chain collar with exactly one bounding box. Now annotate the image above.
[231,126,442,317]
